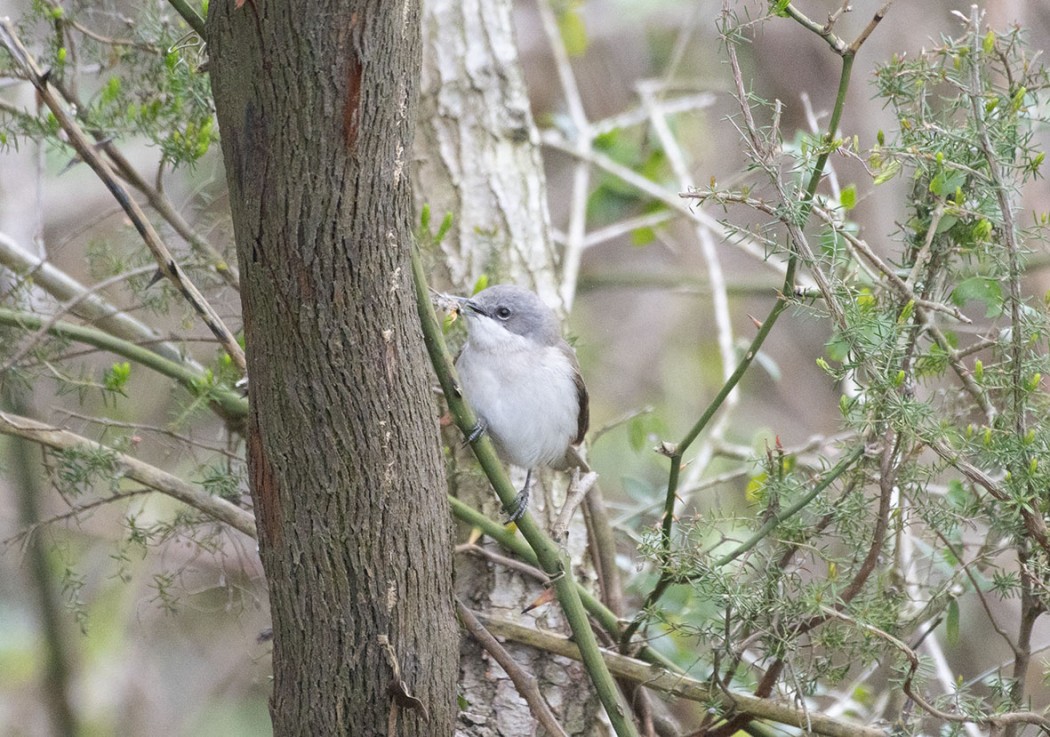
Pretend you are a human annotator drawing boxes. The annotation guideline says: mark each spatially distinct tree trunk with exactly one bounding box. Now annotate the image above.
[415,0,561,305]
[415,2,609,734]
[208,3,458,735]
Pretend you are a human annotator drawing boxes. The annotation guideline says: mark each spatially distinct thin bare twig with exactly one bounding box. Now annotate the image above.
[0,232,203,370]
[454,543,547,581]
[551,469,598,542]
[0,264,156,375]
[819,605,1050,732]
[535,0,590,311]
[456,601,570,737]
[3,488,153,548]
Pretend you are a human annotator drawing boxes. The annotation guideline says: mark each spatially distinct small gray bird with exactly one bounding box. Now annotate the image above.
[454,285,589,521]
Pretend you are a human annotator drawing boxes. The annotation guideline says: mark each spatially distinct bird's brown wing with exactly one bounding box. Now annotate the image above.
[560,341,589,445]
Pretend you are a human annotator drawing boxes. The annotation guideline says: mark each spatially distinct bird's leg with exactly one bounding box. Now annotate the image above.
[506,469,532,523]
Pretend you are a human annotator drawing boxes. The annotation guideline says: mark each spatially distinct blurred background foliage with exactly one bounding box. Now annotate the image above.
[2,0,1050,735]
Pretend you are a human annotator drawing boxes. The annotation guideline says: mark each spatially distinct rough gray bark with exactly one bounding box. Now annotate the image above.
[208,2,458,735]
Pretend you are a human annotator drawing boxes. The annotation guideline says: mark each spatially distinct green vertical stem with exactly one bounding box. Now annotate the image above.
[167,0,206,38]
[621,47,858,649]
[411,249,640,737]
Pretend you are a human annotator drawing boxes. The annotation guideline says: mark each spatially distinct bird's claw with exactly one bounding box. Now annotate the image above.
[504,469,533,523]
[505,486,530,523]
[466,420,486,444]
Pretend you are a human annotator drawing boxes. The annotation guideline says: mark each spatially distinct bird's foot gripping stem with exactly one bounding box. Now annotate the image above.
[505,470,533,523]
[465,420,486,444]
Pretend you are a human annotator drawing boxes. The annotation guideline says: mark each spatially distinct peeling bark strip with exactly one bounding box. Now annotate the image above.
[344,13,364,150]
[247,426,282,546]
[344,58,364,149]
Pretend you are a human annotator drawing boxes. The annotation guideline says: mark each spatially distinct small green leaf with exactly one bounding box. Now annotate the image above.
[104,362,131,393]
[631,226,655,246]
[745,472,767,503]
[929,169,966,196]
[946,599,960,645]
[558,7,588,57]
[934,213,959,235]
[101,77,122,105]
[840,184,857,210]
[951,277,1003,317]
[839,394,851,417]
[471,274,489,295]
[1029,151,1044,175]
[435,212,454,244]
[826,333,850,362]
[982,30,996,55]
[946,479,969,509]
[897,299,915,324]
[873,160,901,185]
[972,218,992,242]
[1011,86,1027,112]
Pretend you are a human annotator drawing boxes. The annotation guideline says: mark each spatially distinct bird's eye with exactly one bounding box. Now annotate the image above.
[495,306,512,320]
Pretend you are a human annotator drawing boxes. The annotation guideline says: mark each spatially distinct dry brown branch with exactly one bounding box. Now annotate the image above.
[475,611,887,737]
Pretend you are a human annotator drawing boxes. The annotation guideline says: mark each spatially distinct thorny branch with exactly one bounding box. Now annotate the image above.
[0,20,246,375]
[0,411,256,537]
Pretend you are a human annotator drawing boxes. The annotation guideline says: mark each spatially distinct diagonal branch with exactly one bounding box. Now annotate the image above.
[0,232,203,369]
[456,600,569,737]
[0,307,248,423]
[166,0,206,39]
[477,611,888,737]
[411,248,640,737]
[0,20,246,376]
[0,411,256,538]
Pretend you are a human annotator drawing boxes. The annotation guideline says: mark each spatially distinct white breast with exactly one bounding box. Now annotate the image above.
[456,338,579,469]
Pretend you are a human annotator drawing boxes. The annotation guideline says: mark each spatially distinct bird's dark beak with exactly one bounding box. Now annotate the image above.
[456,296,486,317]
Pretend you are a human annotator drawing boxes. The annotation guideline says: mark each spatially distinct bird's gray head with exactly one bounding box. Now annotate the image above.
[459,285,562,348]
